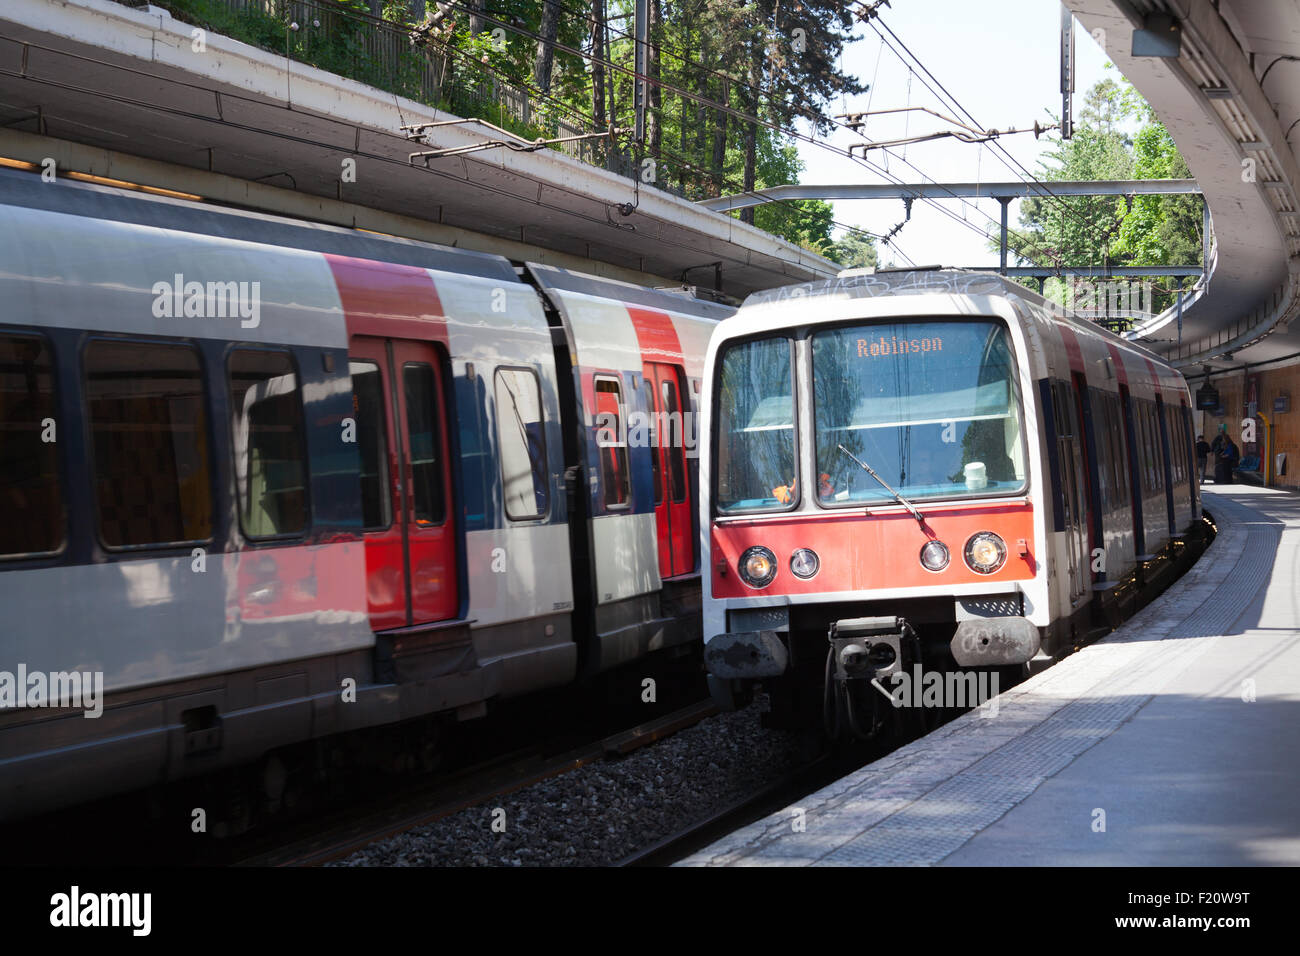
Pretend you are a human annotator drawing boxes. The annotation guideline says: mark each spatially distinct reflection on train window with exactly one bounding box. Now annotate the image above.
[714,337,796,513]
[662,376,687,503]
[349,360,390,530]
[811,320,1027,505]
[404,363,445,525]
[228,349,307,538]
[495,367,549,520]
[644,379,663,505]
[0,333,62,556]
[595,376,629,509]
[85,339,212,547]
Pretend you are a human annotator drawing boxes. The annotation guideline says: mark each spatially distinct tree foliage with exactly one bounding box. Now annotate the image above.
[831,229,880,270]
[152,1,867,254]
[1008,76,1203,315]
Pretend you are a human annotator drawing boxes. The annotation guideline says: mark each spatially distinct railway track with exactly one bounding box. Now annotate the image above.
[614,752,847,867]
[240,699,719,867]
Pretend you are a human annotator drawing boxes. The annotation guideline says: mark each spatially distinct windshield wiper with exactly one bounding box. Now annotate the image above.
[836,443,928,529]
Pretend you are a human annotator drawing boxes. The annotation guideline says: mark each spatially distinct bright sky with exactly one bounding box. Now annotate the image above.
[794,0,1116,268]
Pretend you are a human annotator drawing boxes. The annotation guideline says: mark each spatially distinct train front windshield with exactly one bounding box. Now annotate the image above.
[713,320,1026,514]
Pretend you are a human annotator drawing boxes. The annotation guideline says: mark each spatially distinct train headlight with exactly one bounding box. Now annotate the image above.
[739,546,778,588]
[919,539,950,572]
[790,548,820,580]
[964,532,1007,574]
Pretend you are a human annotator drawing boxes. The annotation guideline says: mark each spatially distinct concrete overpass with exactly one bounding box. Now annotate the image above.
[1063,0,1300,371]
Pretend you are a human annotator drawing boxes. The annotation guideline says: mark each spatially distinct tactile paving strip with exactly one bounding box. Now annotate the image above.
[1167,524,1279,639]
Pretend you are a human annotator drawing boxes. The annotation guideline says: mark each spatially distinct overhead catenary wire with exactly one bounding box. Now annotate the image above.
[427,1,980,261]
[542,0,1060,263]
[864,12,1131,258]
[434,0,1068,269]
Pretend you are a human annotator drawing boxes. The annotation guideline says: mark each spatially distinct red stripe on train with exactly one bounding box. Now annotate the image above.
[1058,324,1086,376]
[711,502,1036,599]
[325,254,449,343]
[1106,343,1129,386]
[1143,357,1165,400]
[626,305,683,365]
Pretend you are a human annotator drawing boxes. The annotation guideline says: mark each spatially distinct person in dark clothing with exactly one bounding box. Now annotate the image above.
[1219,435,1240,484]
[1195,434,1210,483]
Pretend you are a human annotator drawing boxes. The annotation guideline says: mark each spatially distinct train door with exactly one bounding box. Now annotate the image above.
[1053,382,1088,604]
[350,336,459,631]
[646,362,692,578]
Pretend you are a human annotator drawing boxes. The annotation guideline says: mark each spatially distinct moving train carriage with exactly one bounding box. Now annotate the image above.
[527,266,730,672]
[698,270,1201,733]
[0,169,730,819]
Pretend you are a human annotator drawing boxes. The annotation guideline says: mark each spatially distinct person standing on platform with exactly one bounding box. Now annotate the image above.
[1220,433,1240,485]
[1210,426,1226,482]
[1196,434,1210,482]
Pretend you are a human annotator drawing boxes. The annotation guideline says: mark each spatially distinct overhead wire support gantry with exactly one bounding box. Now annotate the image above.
[404,118,627,164]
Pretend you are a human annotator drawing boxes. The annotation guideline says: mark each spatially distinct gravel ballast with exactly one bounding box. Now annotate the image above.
[329,696,806,866]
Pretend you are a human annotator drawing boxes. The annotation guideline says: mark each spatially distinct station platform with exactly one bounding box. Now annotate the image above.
[681,486,1300,866]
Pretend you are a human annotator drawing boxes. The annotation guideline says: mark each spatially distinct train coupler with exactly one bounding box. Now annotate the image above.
[824,617,920,741]
[828,616,917,682]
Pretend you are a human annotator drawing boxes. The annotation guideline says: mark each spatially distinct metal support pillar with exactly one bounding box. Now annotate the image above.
[998,197,1010,276]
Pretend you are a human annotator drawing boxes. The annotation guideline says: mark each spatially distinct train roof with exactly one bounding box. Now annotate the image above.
[738,267,1172,369]
[0,166,519,283]
[527,263,735,322]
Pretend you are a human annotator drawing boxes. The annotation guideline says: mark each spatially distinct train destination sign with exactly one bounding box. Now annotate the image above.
[856,335,944,358]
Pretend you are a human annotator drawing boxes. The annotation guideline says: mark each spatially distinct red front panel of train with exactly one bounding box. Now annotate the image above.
[711,502,1036,598]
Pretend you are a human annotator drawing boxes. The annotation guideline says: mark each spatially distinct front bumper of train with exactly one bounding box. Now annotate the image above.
[705,614,1039,679]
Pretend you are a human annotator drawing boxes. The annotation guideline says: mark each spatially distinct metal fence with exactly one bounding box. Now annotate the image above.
[157,0,602,162]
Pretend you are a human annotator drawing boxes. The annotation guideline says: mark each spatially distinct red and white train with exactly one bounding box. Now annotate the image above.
[698,269,1206,736]
[0,167,729,818]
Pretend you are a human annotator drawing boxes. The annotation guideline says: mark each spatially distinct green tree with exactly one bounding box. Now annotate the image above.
[1008,76,1202,315]
[1112,120,1201,266]
[832,229,879,270]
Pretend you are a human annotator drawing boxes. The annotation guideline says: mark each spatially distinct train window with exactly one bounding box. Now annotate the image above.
[714,337,796,513]
[1138,404,1152,494]
[1097,394,1122,512]
[1090,390,1110,512]
[495,367,548,520]
[643,379,663,506]
[811,321,1026,505]
[1149,403,1170,494]
[1171,410,1187,484]
[1110,396,1128,505]
[1152,405,1165,491]
[0,333,62,556]
[85,339,212,548]
[349,360,390,530]
[404,363,446,525]
[662,376,687,503]
[595,376,629,509]
[228,349,308,538]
